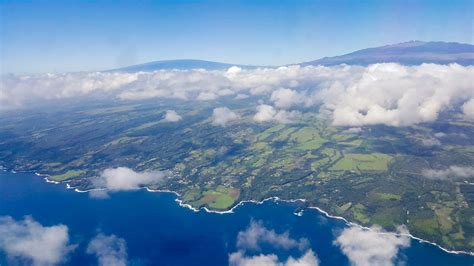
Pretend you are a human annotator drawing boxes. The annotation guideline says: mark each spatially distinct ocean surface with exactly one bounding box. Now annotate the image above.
[0,170,473,265]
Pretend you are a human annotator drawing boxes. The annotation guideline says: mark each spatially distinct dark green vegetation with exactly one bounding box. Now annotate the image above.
[1,99,473,251]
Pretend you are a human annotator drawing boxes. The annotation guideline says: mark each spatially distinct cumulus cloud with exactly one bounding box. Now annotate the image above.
[321,63,474,127]
[253,104,277,122]
[2,64,472,127]
[212,107,239,126]
[433,132,447,138]
[237,221,309,250]
[91,167,166,198]
[197,91,218,101]
[229,220,318,266]
[421,165,474,180]
[270,88,305,109]
[253,104,300,123]
[0,216,74,266]
[343,127,363,133]
[419,137,441,147]
[235,93,249,100]
[87,233,127,266]
[334,226,410,266]
[0,72,138,110]
[229,250,318,266]
[462,99,474,120]
[237,220,309,251]
[227,66,243,75]
[163,110,182,122]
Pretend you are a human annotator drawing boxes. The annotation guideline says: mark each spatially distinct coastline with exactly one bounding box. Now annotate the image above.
[65,176,474,256]
[2,167,473,256]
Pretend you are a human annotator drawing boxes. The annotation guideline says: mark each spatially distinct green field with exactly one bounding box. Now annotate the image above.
[330,153,392,171]
[49,170,86,181]
[1,99,473,251]
[290,127,327,150]
[191,186,240,210]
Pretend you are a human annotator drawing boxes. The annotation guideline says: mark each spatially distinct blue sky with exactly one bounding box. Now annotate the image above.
[1,0,473,73]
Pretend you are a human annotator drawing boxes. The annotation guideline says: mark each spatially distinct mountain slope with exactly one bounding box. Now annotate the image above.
[110,41,474,72]
[301,41,474,66]
[109,59,258,72]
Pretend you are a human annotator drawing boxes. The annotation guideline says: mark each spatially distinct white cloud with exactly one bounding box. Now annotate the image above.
[421,165,474,180]
[227,66,243,75]
[253,104,277,122]
[433,132,447,138]
[0,216,74,266]
[462,99,474,120]
[334,226,410,266]
[163,110,182,122]
[230,221,318,266]
[197,91,218,101]
[235,93,249,100]
[218,88,236,96]
[273,110,300,123]
[0,72,138,110]
[344,127,363,133]
[91,167,166,198]
[419,137,441,147]
[320,64,474,127]
[270,88,304,109]
[212,107,239,126]
[237,220,309,251]
[229,250,319,266]
[87,233,127,266]
[253,104,300,123]
[2,64,472,127]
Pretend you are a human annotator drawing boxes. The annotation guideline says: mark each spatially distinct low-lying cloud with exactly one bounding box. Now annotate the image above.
[212,107,240,126]
[237,220,309,251]
[0,216,74,266]
[163,110,182,122]
[229,249,319,266]
[87,233,127,266]
[334,226,410,266]
[91,167,166,198]
[321,64,473,127]
[421,165,474,180]
[230,220,318,266]
[253,104,300,123]
[462,99,474,120]
[2,64,473,127]
[270,88,305,109]
[419,137,441,147]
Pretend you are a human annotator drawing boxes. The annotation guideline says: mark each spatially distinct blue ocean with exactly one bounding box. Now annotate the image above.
[0,170,472,265]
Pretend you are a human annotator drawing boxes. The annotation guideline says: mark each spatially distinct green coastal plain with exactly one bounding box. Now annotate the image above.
[1,99,473,252]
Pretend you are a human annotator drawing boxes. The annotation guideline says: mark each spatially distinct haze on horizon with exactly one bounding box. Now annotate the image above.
[1,0,473,74]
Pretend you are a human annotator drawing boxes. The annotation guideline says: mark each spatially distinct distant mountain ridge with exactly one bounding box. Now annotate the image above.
[108,59,260,72]
[301,41,474,66]
[110,41,474,72]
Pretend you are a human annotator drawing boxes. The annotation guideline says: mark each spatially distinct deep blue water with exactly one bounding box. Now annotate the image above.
[0,171,473,265]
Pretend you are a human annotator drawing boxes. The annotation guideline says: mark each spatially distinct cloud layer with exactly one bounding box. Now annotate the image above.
[253,104,300,123]
[237,220,309,251]
[230,220,318,266]
[212,107,240,126]
[334,226,410,266]
[462,99,474,120]
[163,110,182,122]
[229,250,318,266]
[0,216,74,266]
[91,167,166,198]
[2,64,473,127]
[421,165,474,180]
[87,233,127,266]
